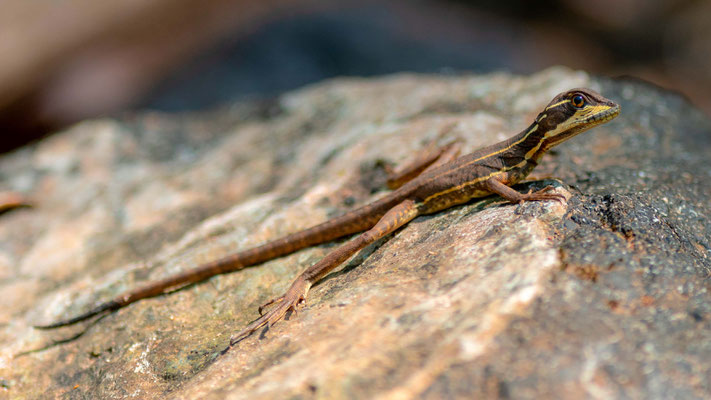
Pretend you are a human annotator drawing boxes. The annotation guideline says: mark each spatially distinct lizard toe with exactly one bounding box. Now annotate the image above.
[258,295,285,316]
[230,277,311,346]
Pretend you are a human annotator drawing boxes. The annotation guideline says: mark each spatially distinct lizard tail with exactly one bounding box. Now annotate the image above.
[35,191,406,328]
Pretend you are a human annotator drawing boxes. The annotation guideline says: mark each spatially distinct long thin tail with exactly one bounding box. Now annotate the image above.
[35,192,405,329]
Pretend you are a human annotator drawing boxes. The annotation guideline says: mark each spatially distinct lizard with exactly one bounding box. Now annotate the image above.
[35,88,620,347]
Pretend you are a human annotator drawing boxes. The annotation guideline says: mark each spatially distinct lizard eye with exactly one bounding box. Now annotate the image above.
[571,95,585,108]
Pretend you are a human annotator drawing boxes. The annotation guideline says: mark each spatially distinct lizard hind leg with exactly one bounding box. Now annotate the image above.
[229,199,420,346]
[386,123,462,189]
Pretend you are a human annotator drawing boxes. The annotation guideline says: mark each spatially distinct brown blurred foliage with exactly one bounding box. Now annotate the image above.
[1,0,709,153]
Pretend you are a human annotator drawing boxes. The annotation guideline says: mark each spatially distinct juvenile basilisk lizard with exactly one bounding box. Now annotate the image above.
[36,88,620,346]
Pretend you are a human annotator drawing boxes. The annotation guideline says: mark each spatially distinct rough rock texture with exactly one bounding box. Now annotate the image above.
[1,67,710,399]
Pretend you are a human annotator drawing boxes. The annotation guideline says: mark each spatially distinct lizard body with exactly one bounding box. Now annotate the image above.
[36,88,620,346]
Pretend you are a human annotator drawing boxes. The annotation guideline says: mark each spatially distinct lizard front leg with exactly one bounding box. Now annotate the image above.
[485,178,566,204]
[229,199,421,345]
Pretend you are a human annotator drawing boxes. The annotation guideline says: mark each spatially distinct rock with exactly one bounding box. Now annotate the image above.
[1,67,709,399]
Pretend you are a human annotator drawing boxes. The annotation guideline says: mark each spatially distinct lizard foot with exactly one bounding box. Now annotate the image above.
[519,186,566,204]
[229,276,311,346]
[258,295,284,316]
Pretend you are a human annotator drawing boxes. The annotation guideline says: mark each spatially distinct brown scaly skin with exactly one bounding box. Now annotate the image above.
[35,88,620,348]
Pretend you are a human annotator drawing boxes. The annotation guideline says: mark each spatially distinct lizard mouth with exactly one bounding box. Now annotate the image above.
[567,103,621,134]
[580,103,621,127]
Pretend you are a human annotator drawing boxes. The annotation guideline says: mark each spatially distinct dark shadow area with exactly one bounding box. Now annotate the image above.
[1,0,709,153]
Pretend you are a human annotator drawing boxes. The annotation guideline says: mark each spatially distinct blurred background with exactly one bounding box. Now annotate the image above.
[1,0,709,153]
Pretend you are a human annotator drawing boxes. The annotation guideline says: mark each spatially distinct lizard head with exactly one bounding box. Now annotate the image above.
[535,88,620,149]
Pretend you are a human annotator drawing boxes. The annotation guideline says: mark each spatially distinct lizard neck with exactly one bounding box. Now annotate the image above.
[497,120,549,183]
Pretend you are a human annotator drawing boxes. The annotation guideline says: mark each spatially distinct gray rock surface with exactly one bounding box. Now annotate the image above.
[1,67,709,399]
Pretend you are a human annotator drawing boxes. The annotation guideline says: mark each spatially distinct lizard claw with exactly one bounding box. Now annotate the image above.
[230,277,311,346]
[519,186,566,204]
